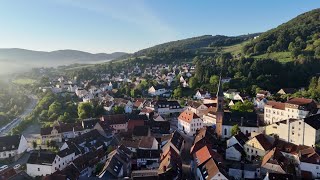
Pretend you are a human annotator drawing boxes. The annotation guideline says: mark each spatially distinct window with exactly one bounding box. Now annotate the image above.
[38,168,40,171]
[224,129,227,136]
[247,148,249,152]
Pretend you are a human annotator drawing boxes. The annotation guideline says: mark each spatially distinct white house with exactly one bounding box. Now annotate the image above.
[0,135,29,159]
[299,147,320,179]
[264,98,318,125]
[226,144,243,161]
[244,134,273,161]
[193,90,211,100]
[148,85,167,96]
[265,114,320,147]
[178,110,203,136]
[27,151,57,177]
[196,158,228,180]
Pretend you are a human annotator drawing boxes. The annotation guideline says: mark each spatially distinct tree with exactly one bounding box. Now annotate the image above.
[173,87,182,98]
[230,100,254,112]
[78,102,94,119]
[231,124,240,136]
[114,106,125,114]
[209,75,219,85]
[189,77,198,89]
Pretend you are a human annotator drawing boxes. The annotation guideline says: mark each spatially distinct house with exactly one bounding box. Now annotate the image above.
[133,99,145,110]
[0,135,28,160]
[158,146,182,179]
[224,89,240,100]
[277,88,297,95]
[264,97,318,124]
[26,151,57,177]
[265,114,320,147]
[98,148,131,179]
[190,126,218,155]
[299,147,320,179]
[192,145,224,172]
[186,101,211,117]
[162,131,185,155]
[244,134,273,161]
[228,99,243,107]
[260,148,294,176]
[178,110,203,136]
[263,172,294,180]
[133,126,151,139]
[113,98,133,114]
[101,114,128,133]
[194,90,211,100]
[40,122,87,144]
[148,85,167,96]
[254,97,268,110]
[152,100,183,115]
[131,170,159,180]
[256,90,271,98]
[196,158,228,180]
[228,163,261,179]
[226,132,248,161]
[136,149,160,169]
[150,115,170,134]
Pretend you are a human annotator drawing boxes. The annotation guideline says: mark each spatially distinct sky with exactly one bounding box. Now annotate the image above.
[0,0,319,53]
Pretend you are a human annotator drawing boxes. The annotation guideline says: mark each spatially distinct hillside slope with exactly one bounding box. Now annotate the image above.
[243,8,320,59]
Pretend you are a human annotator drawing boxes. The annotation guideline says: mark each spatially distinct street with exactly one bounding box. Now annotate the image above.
[0,94,38,136]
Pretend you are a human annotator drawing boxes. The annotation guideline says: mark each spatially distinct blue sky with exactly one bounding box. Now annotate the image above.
[0,0,319,53]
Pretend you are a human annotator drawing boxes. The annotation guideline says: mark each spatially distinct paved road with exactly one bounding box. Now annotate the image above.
[0,94,37,136]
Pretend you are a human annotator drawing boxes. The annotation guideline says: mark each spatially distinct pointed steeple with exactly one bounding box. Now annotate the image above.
[216,73,223,98]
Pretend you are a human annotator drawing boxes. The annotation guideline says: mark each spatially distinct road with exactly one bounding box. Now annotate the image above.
[0,94,38,136]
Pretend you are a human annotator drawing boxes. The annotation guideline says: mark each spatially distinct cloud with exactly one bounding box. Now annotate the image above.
[54,0,177,39]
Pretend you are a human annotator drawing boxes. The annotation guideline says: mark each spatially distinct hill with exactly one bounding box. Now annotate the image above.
[0,48,127,74]
[243,8,320,60]
[133,34,259,57]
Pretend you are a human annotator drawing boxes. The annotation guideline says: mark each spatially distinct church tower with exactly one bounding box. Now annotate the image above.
[215,75,224,138]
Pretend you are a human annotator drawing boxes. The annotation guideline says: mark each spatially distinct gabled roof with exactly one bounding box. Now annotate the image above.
[286,97,314,106]
[101,114,127,125]
[139,136,156,149]
[137,149,160,159]
[0,135,22,152]
[250,134,272,151]
[27,151,56,165]
[266,101,285,110]
[178,110,200,123]
[234,131,249,146]
[133,126,149,137]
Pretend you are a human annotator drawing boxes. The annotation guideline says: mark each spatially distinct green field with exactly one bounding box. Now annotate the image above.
[12,78,36,85]
[252,51,293,63]
[222,40,250,55]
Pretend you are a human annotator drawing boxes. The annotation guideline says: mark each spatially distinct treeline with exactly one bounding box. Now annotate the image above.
[190,54,320,95]
[0,84,29,128]
[243,8,320,59]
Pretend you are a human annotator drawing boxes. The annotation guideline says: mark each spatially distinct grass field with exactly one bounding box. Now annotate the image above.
[222,40,250,55]
[252,51,293,63]
[12,78,36,85]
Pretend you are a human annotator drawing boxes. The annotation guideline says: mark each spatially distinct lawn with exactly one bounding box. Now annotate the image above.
[252,51,293,63]
[12,78,36,85]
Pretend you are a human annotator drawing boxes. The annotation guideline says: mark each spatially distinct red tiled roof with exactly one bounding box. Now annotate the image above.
[127,120,145,131]
[286,97,314,106]
[178,110,200,123]
[266,101,285,110]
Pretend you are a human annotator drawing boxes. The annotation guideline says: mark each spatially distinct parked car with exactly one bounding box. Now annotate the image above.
[13,164,21,170]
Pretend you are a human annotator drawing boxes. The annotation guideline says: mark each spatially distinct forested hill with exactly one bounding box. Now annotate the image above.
[133,34,259,57]
[243,8,320,58]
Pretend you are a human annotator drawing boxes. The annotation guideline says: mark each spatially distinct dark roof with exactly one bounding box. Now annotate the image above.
[27,151,56,165]
[137,149,160,159]
[254,134,272,150]
[101,114,127,125]
[234,131,249,146]
[133,126,149,137]
[57,147,75,158]
[304,114,320,129]
[223,112,260,127]
[40,123,84,135]
[266,173,294,180]
[82,118,99,129]
[171,131,184,151]
[0,135,21,152]
[128,120,145,131]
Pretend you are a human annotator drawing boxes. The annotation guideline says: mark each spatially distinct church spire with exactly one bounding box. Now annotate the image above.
[216,73,223,98]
